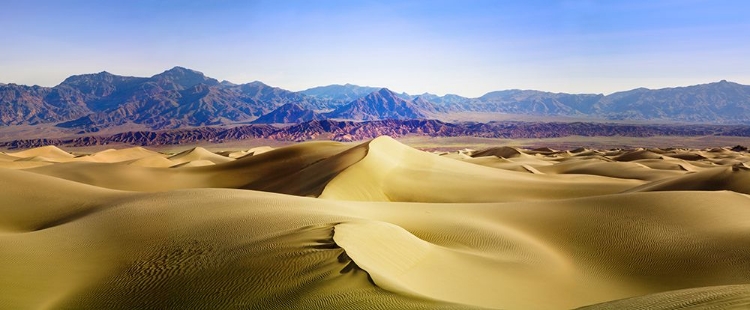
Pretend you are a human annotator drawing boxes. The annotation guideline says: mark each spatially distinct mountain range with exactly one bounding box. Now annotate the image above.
[2,67,750,131]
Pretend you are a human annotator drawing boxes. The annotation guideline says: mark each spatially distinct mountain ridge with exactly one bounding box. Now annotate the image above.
[2,68,750,129]
[325,88,436,121]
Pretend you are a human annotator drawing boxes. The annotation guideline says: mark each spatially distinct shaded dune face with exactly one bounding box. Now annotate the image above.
[1,137,750,309]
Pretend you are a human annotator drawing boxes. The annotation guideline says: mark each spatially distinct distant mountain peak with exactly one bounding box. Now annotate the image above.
[325,87,431,120]
[60,71,117,84]
[154,66,207,78]
[300,84,381,107]
[247,80,268,87]
[150,66,219,89]
[166,66,198,73]
[375,87,394,95]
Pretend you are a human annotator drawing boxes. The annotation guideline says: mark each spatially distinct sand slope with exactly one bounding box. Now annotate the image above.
[168,147,235,165]
[23,141,357,193]
[578,284,750,309]
[320,137,641,202]
[1,137,749,309]
[626,165,750,194]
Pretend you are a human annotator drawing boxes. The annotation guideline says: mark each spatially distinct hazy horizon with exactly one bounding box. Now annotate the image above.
[2,0,749,97]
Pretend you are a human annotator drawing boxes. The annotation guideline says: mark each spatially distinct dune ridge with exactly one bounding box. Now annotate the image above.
[1,136,749,309]
[319,136,642,202]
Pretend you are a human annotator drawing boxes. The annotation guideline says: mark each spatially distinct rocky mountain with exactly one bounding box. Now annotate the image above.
[252,103,326,124]
[326,88,436,120]
[410,82,750,124]
[3,67,327,131]
[0,84,76,125]
[225,80,326,111]
[54,71,150,112]
[3,67,750,129]
[476,90,604,115]
[300,84,380,107]
[592,80,750,123]
[57,67,261,131]
[417,93,473,111]
[300,83,415,108]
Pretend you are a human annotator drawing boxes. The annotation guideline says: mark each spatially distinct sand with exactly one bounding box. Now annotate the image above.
[1,136,749,309]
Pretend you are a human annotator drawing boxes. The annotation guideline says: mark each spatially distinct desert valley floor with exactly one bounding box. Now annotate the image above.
[1,136,749,309]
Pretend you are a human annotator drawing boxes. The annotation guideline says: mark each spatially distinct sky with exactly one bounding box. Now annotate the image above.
[1,0,749,97]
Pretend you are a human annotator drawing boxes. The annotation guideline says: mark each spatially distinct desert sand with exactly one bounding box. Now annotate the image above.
[1,136,749,309]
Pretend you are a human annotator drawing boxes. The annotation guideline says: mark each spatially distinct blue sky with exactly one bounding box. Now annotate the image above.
[1,0,749,96]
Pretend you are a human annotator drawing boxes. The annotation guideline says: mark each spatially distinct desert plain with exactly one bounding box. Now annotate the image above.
[1,136,749,309]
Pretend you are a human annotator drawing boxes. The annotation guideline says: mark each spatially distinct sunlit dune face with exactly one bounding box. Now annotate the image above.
[1,137,749,309]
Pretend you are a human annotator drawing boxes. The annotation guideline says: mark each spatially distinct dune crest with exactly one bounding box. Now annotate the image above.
[626,165,750,194]
[2,136,749,309]
[320,136,641,202]
[168,147,234,165]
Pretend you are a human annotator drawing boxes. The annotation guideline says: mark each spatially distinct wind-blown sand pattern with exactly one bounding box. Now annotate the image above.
[1,136,749,309]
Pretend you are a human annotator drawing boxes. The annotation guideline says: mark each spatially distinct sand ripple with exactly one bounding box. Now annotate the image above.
[1,137,749,309]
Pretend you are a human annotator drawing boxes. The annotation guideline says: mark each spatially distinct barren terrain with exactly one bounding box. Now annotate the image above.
[1,136,749,309]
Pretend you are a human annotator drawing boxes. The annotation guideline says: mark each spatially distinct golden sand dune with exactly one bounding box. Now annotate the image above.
[124,155,176,168]
[458,156,548,173]
[537,160,686,181]
[1,136,749,309]
[0,160,52,169]
[0,152,20,161]
[631,158,703,172]
[83,146,167,163]
[319,137,641,202]
[471,146,526,158]
[612,149,664,162]
[168,147,235,165]
[626,165,750,194]
[6,145,75,161]
[24,140,356,194]
[216,146,275,159]
[1,171,749,309]
[170,159,218,167]
[578,284,750,310]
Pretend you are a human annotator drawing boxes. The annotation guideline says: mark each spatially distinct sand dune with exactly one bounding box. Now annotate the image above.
[1,137,749,309]
[471,146,527,158]
[537,160,685,181]
[83,146,167,163]
[124,155,176,168]
[168,147,235,165]
[0,160,52,169]
[0,152,20,161]
[23,140,358,194]
[6,145,75,161]
[612,149,664,162]
[319,137,641,202]
[578,284,750,309]
[458,156,548,173]
[626,164,750,194]
[216,146,275,159]
[631,158,703,172]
